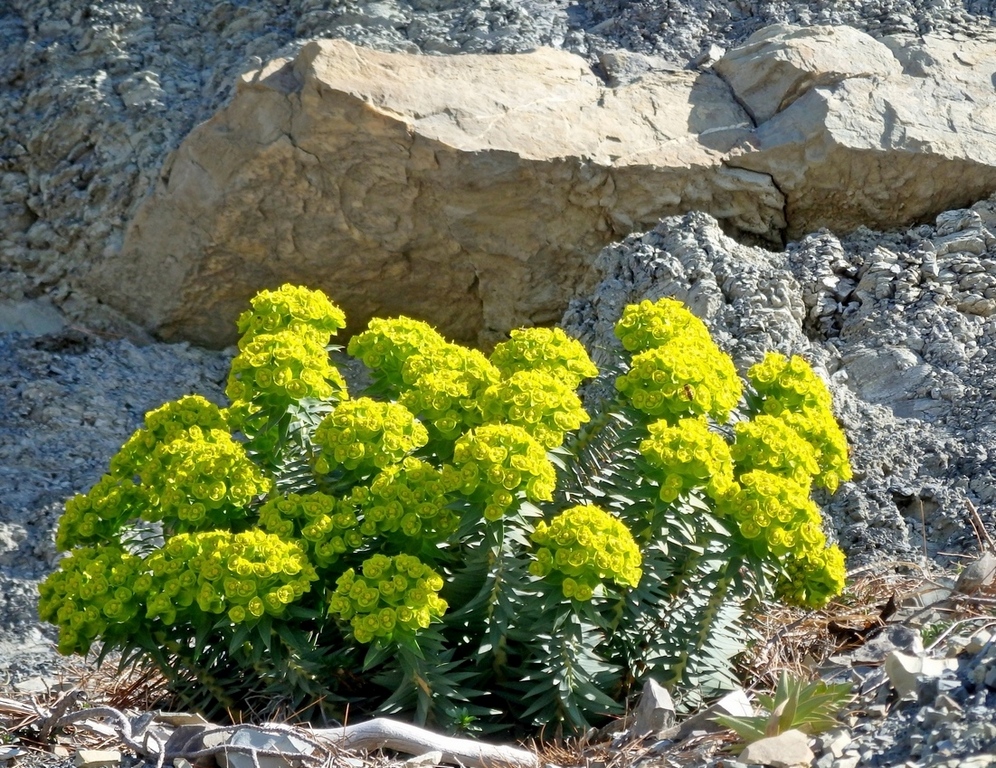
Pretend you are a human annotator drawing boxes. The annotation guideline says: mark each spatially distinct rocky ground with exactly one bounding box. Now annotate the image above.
[4,205,996,768]
[4,0,996,766]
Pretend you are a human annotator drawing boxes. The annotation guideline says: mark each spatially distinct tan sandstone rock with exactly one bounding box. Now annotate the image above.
[91,39,777,348]
[723,26,996,239]
[713,24,902,124]
[89,27,996,347]
[739,729,815,768]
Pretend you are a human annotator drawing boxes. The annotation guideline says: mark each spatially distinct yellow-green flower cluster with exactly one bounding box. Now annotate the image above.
[489,327,598,389]
[639,417,737,503]
[720,470,826,551]
[112,395,229,475]
[479,370,590,449]
[776,544,847,609]
[144,530,317,626]
[615,338,742,423]
[347,317,448,388]
[58,414,270,548]
[227,286,348,416]
[57,475,144,550]
[396,344,499,440]
[58,396,232,550]
[357,458,460,541]
[451,424,556,520]
[775,409,852,492]
[236,284,346,342]
[399,345,501,440]
[328,554,447,643]
[613,298,714,353]
[399,368,488,440]
[226,329,348,406]
[258,492,363,568]
[749,352,832,412]
[38,545,148,655]
[313,398,428,474]
[401,344,499,389]
[748,353,852,491]
[529,505,642,600]
[136,427,272,531]
[731,415,820,486]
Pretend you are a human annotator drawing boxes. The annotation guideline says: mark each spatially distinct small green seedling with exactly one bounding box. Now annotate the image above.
[714,672,854,742]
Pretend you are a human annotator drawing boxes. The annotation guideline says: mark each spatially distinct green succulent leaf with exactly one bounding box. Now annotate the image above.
[714,671,855,742]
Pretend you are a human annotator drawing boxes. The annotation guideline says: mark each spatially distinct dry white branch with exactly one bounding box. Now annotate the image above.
[307,718,540,768]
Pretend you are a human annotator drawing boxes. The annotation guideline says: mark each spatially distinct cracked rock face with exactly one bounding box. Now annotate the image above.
[88,39,781,349]
[86,25,996,348]
[716,25,996,240]
[563,202,996,567]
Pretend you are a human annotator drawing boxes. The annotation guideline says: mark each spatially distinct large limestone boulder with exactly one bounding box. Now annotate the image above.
[87,25,996,347]
[90,39,776,348]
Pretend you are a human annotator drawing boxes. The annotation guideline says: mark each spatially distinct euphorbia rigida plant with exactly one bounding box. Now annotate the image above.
[40,284,850,734]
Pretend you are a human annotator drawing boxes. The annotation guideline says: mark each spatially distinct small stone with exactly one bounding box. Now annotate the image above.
[630,678,676,738]
[984,665,996,688]
[964,629,994,655]
[814,753,835,768]
[833,756,860,768]
[906,585,954,610]
[216,728,316,768]
[156,712,212,727]
[884,651,959,698]
[740,729,815,768]
[933,693,962,713]
[863,704,890,718]
[403,752,443,768]
[955,552,996,594]
[693,43,727,69]
[814,727,852,758]
[74,750,122,768]
[919,705,961,727]
[844,626,924,665]
[677,689,753,739]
